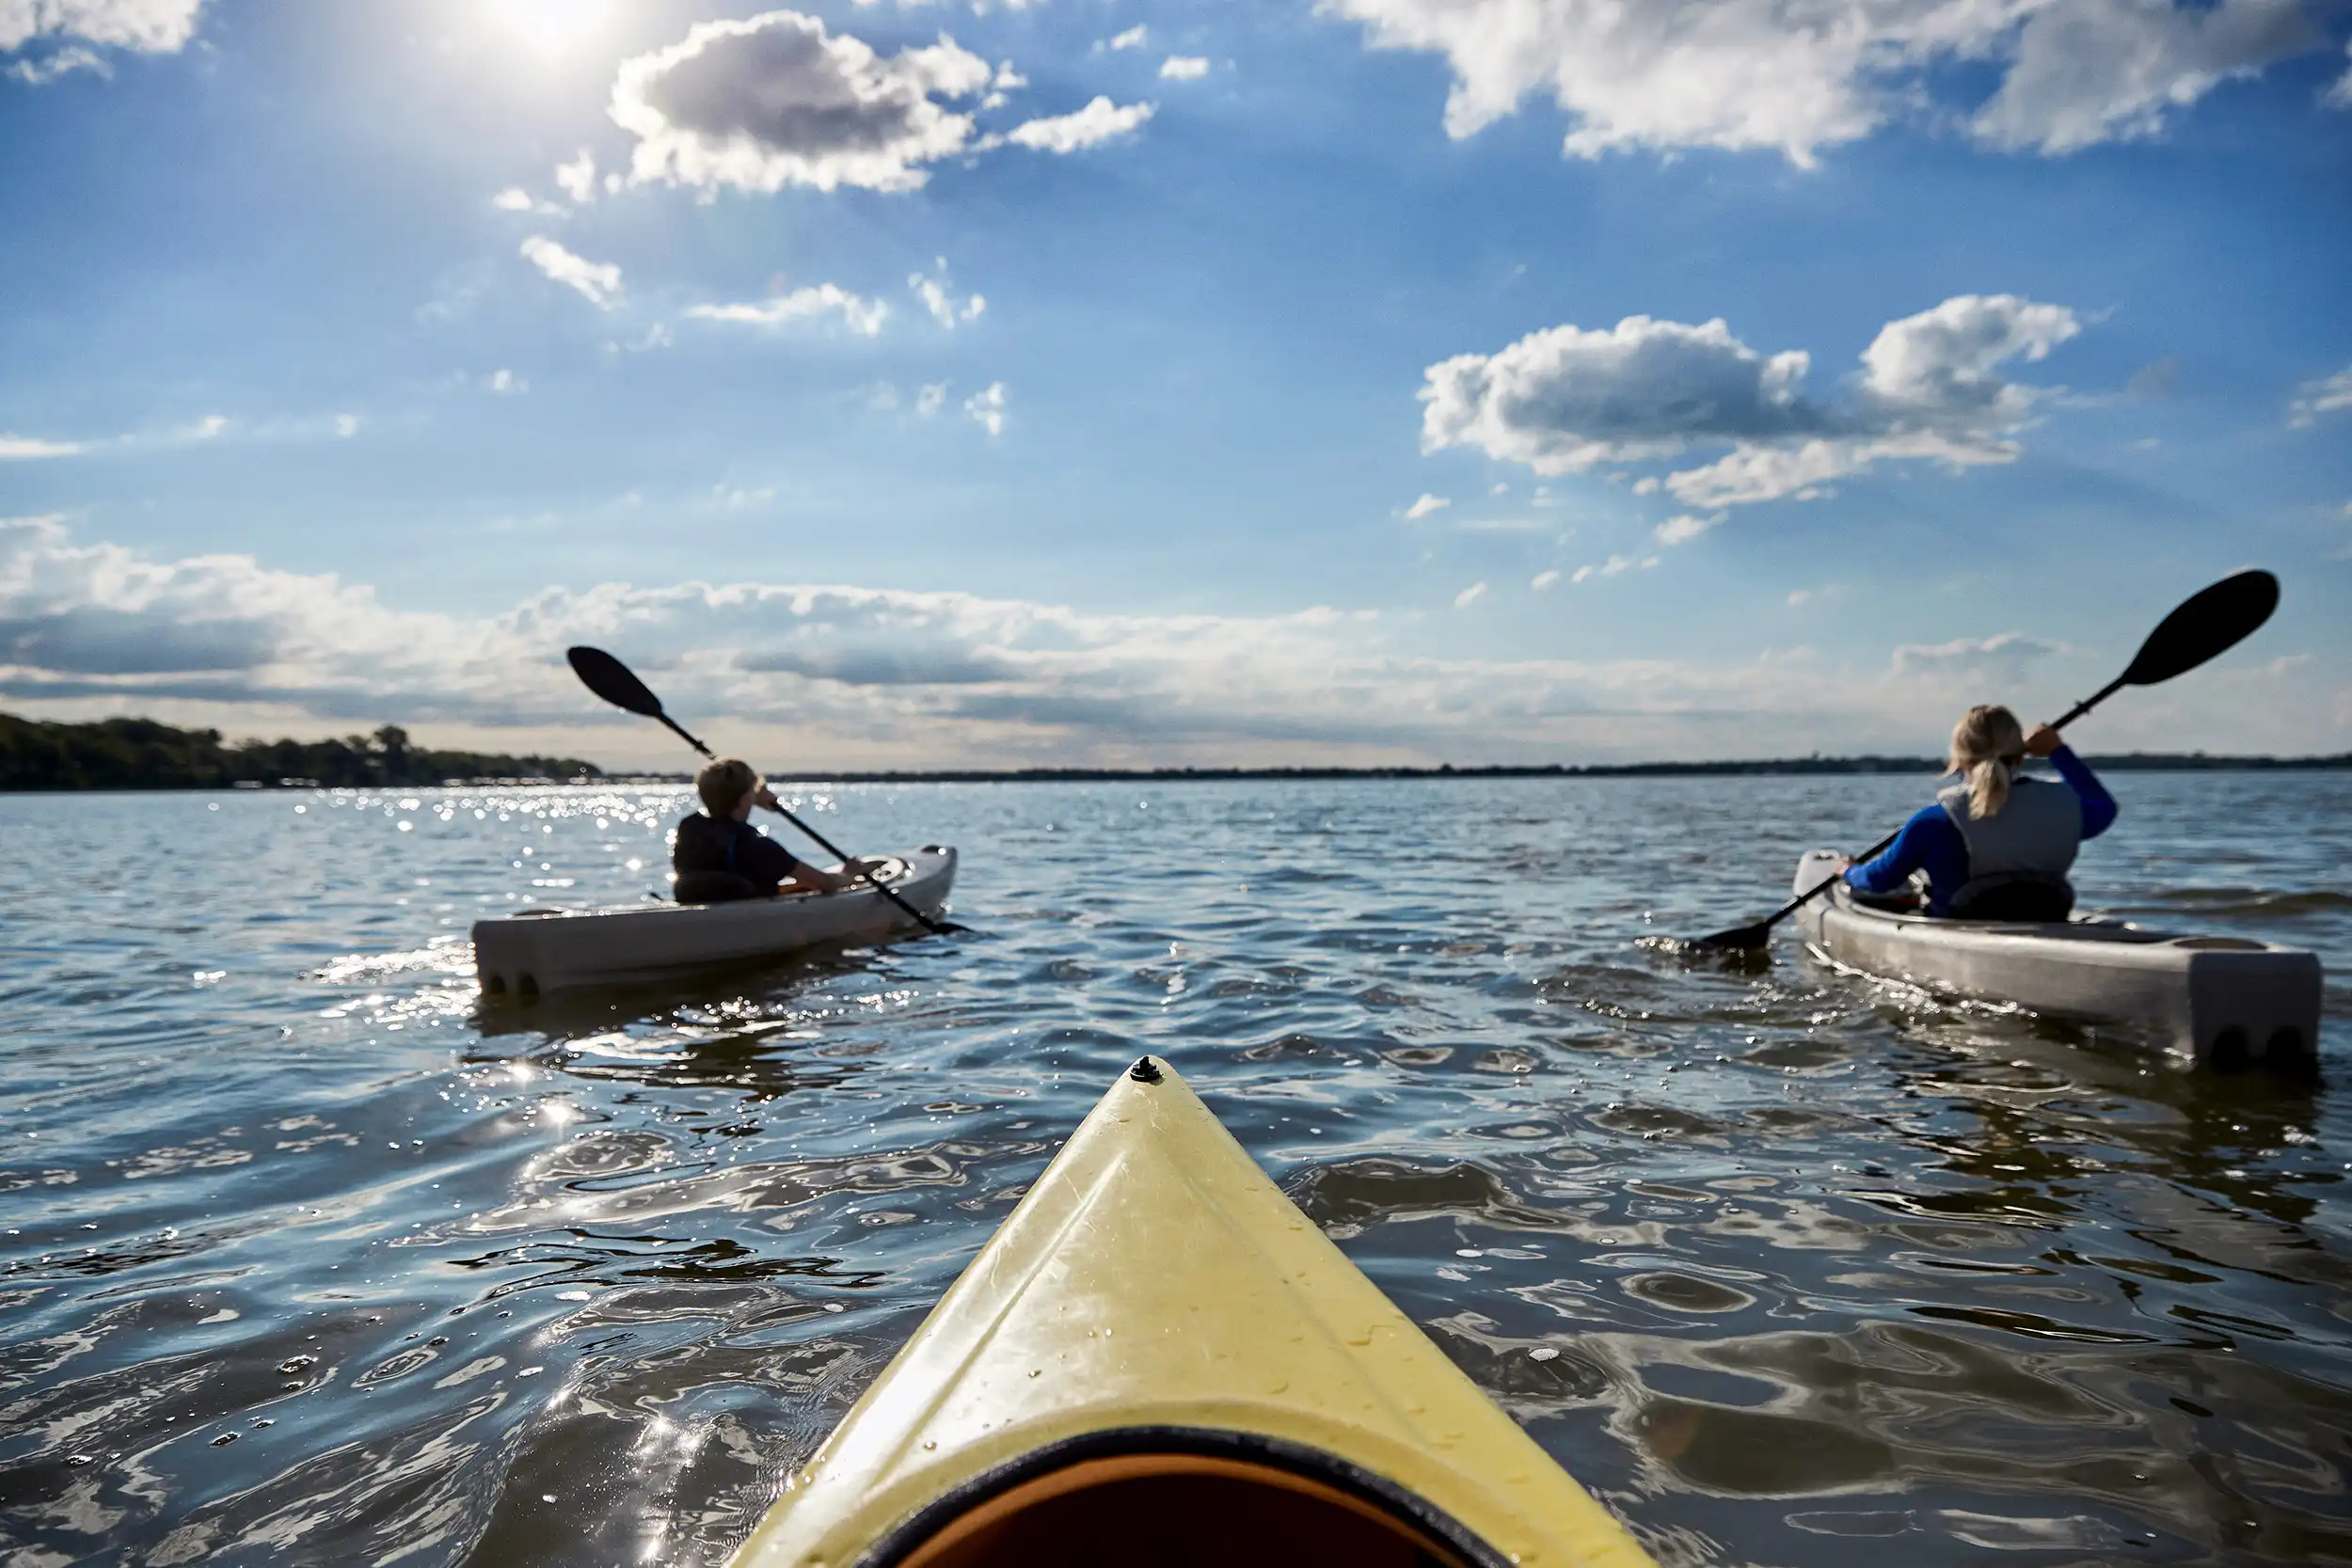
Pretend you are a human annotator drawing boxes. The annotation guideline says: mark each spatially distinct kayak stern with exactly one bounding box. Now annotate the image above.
[1792,849,2322,1069]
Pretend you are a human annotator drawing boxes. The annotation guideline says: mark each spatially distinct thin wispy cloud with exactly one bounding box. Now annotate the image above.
[518,235,622,309]
[687,283,889,337]
[2289,362,2352,428]
[0,433,85,460]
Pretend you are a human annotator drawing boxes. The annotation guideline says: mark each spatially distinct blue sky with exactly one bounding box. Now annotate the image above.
[2,0,2347,768]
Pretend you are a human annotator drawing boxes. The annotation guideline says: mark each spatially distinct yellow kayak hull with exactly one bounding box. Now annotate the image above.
[731,1056,1655,1568]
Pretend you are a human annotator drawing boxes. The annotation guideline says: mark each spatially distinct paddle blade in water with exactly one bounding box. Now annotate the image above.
[567,645,667,718]
[1692,920,1772,953]
[2121,570,2278,688]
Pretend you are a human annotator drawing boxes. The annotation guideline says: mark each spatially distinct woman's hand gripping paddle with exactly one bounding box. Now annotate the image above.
[1690,569,2280,954]
[565,646,970,937]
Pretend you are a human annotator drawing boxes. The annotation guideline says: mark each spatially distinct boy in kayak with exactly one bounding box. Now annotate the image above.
[673,758,866,904]
[1836,704,2117,920]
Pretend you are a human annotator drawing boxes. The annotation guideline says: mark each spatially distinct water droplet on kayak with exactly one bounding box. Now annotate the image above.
[1530,1347,1560,1362]
[922,1441,936,1451]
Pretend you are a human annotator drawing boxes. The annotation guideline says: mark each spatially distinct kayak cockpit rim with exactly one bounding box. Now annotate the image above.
[849,1425,1510,1568]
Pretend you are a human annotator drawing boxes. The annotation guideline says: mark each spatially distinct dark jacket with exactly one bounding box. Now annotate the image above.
[673,813,802,901]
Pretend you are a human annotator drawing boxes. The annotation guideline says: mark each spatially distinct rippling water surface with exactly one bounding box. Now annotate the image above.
[4,775,2348,1566]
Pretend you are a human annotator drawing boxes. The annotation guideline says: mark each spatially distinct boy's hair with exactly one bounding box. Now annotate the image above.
[696,757,760,816]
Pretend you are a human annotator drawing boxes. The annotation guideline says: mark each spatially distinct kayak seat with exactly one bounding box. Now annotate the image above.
[1947,873,2074,923]
[1849,888,1922,915]
[675,869,762,905]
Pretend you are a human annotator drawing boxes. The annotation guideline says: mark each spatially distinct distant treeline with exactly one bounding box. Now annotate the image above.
[0,715,601,792]
[7,709,2345,792]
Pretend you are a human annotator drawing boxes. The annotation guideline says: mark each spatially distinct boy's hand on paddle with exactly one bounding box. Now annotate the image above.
[754,785,781,812]
[2024,724,2062,758]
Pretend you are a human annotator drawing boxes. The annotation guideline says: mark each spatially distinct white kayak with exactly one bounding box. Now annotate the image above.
[473,845,957,998]
[1791,850,2321,1070]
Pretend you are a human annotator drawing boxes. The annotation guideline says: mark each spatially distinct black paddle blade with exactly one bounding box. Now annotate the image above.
[2121,570,2278,688]
[567,645,667,718]
[1692,920,1772,953]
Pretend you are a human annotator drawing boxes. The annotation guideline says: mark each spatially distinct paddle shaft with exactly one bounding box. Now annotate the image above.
[1747,695,2108,934]
[657,711,959,936]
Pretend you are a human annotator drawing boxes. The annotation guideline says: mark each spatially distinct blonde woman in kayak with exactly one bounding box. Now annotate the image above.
[672,758,869,904]
[1837,704,2118,920]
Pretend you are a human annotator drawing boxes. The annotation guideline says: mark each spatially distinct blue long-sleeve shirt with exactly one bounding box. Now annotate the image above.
[1846,746,2117,915]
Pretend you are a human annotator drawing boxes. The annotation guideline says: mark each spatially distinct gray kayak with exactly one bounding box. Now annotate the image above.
[473,846,956,998]
[1791,850,2320,1069]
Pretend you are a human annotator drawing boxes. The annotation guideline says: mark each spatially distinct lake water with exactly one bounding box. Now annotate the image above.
[3,775,2348,1567]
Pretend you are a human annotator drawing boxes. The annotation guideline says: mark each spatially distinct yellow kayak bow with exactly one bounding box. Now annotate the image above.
[732,1055,1656,1568]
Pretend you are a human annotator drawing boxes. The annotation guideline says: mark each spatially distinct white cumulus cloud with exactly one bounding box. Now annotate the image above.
[1003,94,1155,152]
[493,186,561,215]
[1532,569,1561,590]
[519,235,623,309]
[687,283,889,336]
[1104,24,1149,51]
[964,381,1008,436]
[1327,0,2324,166]
[554,148,598,204]
[1405,493,1450,519]
[908,258,985,327]
[1160,55,1210,80]
[1454,580,1487,608]
[1654,512,1723,546]
[610,9,993,195]
[0,0,204,55]
[1423,293,2081,512]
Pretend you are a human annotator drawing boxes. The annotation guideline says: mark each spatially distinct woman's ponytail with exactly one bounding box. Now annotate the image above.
[1968,754,2011,820]
[1948,705,2026,820]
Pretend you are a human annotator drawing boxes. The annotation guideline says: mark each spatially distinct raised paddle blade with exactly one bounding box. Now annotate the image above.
[2121,569,2279,688]
[567,645,667,718]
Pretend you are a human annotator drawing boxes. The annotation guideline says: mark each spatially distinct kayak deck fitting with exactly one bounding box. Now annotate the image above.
[731,1056,1655,1568]
[1791,850,2322,1069]
[471,846,956,998]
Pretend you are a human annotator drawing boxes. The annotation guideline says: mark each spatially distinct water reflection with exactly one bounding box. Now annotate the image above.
[0,776,2344,1566]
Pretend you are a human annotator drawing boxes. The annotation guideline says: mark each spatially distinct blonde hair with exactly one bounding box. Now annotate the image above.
[1948,705,2026,819]
[696,757,759,816]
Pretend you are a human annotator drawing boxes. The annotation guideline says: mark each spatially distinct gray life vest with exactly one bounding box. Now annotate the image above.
[1937,773,2082,881]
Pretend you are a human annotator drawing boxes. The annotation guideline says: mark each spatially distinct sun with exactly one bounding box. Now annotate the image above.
[478,0,619,61]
